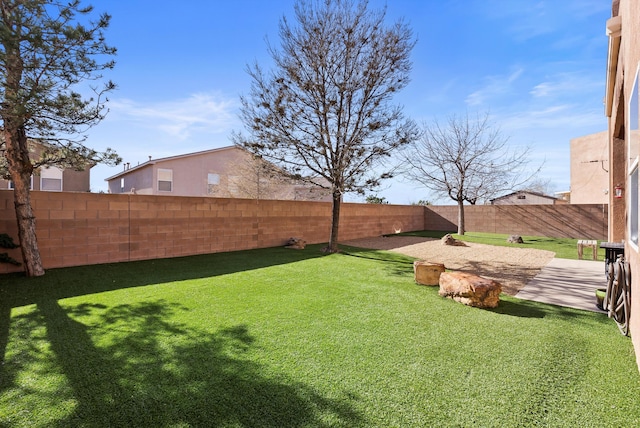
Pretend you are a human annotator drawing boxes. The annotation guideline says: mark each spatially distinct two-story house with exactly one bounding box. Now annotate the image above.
[0,140,93,192]
[105,146,331,201]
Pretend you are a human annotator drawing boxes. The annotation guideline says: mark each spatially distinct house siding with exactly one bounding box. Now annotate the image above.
[107,147,330,201]
[490,191,561,205]
[605,0,640,370]
[570,131,610,204]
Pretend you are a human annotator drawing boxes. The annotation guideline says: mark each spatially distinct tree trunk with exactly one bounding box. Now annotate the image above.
[325,189,342,253]
[4,126,45,277]
[457,199,465,236]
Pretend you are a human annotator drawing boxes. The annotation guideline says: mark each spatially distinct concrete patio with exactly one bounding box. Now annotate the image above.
[516,258,608,313]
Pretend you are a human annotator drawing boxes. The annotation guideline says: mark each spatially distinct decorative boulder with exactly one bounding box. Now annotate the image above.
[507,235,524,244]
[441,233,466,246]
[438,271,502,308]
[413,261,446,286]
[285,237,306,250]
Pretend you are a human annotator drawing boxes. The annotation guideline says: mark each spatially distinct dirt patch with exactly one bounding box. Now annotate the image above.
[341,235,555,295]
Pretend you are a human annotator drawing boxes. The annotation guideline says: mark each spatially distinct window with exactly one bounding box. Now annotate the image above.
[517,195,526,200]
[207,173,220,194]
[120,178,125,193]
[40,166,62,191]
[9,175,33,190]
[158,168,172,192]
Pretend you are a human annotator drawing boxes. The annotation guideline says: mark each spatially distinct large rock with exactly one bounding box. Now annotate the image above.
[438,271,502,308]
[285,237,306,250]
[441,233,466,246]
[507,235,524,244]
[413,261,445,286]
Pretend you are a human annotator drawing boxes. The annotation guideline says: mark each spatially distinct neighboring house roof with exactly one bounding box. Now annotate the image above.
[105,146,239,181]
[489,190,558,203]
[104,145,332,201]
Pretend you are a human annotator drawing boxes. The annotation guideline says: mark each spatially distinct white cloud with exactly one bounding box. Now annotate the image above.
[465,67,524,106]
[500,104,603,132]
[109,93,240,140]
[529,72,603,98]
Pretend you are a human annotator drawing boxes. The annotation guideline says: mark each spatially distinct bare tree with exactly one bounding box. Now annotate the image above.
[520,177,555,196]
[234,0,418,252]
[0,0,119,276]
[400,112,537,235]
[212,153,295,200]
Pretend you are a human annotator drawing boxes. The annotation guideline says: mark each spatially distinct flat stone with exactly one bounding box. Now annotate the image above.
[438,271,502,308]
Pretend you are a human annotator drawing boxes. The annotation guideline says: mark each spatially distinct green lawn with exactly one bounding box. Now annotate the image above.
[0,244,638,427]
[394,230,606,260]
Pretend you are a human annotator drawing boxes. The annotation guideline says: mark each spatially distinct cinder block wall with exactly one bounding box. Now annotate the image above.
[1,190,609,275]
[425,204,608,239]
[0,191,424,273]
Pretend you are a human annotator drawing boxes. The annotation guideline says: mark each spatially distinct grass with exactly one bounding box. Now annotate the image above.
[1,244,639,427]
[394,230,606,260]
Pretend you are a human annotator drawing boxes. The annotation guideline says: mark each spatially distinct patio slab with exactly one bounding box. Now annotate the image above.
[515,258,607,312]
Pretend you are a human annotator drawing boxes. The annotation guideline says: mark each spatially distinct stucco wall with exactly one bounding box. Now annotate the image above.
[491,192,558,205]
[0,168,90,192]
[607,0,640,371]
[570,131,610,204]
[107,148,332,201]
[108,164,154,194]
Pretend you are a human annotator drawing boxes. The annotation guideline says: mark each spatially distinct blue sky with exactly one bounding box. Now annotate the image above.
[87,0,612,204]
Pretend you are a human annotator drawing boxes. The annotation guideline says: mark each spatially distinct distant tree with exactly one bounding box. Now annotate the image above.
[520,177,555,196]
[211,152,293,200]
[208,151,330,201]
[0,0,119,276]
[411,199,431,206]
[234,0,418,252]
[400,112,537,235]
[365,194,388,204]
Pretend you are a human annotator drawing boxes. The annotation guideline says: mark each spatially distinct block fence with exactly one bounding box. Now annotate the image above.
[0,191,424,274]
[425,204,608,240]
[0,190,608,274]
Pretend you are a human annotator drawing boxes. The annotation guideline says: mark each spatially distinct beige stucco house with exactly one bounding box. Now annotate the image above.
[106,146,331,201]
[489,190,564,205]
[570,131,610,204]
[604,0,640,369]
[0,140,92,192]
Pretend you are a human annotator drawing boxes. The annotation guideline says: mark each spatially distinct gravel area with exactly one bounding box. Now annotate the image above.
[341,236,555,295]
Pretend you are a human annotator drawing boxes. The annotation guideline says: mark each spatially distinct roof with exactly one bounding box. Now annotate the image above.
[105,146,241,181]
[489,190,558,202]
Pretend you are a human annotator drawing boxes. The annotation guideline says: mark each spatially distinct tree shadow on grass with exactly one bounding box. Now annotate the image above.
[0,245,329,377]
[487,297,547,318]
[488,295,612,330]
[1,298,363,427]
[339,246,415,277]
[0,245,329,309]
